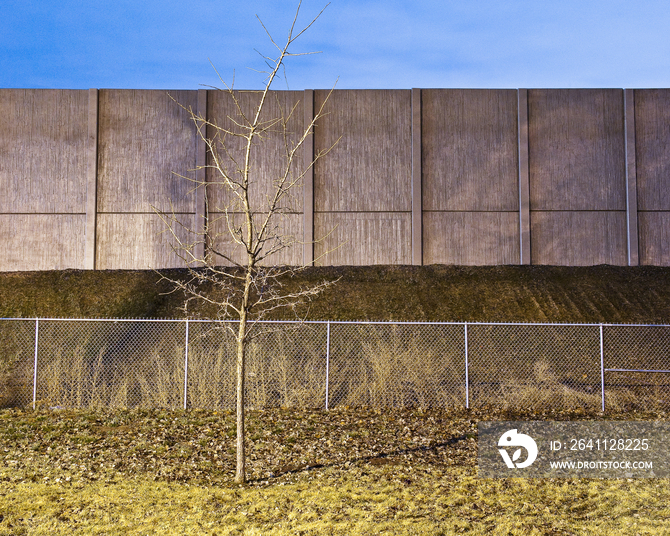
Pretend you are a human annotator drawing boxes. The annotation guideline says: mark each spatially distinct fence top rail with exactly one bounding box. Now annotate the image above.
[605,369,670,374]
[1,317,670,328]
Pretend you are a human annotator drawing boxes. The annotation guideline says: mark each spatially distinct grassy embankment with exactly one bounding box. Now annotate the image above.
[1,264,670,322]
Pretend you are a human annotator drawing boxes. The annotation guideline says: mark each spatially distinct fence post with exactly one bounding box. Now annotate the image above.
[84,89,99,270]
[194,90,208,266]
[464,323,469,409]
[303,89,315,266]
[518,89,531,265]
[183,319,190,410]
[325,321,330,410]
[624,89,639,266]
[411,87,423,266]
[32,318,39,410]
[600,324,605,412]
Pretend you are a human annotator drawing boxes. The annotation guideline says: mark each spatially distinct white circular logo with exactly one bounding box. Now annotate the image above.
[498,429,538,469]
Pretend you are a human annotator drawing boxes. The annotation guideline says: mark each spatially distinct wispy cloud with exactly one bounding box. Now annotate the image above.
[1,0,669,89]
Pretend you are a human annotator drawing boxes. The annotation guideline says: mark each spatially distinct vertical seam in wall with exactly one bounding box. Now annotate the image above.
[517,89,531,265]
[411,88,423,266]
[195,89,208,266]
[624,89,639,266]
[84,88,99,270]
[303,89,315,266]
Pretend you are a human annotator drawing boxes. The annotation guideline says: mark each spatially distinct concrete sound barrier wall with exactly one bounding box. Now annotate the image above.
[1,87,669,270]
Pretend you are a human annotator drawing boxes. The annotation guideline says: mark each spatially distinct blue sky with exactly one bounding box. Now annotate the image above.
[2,0,670,90]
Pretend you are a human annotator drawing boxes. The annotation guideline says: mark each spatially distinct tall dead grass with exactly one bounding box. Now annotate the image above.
[328,324,465,408]
[185,324,327,409]
[1,321,668,412]
[35,342,184,409]
[495,360,602,410]
[0,321,36,407]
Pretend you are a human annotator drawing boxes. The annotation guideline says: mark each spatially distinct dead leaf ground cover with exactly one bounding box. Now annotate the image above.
[0,407,669,534]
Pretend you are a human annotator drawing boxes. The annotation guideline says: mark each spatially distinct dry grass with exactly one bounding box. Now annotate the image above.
[34,342,184,410]
[2,468,670,535]
[3,322,667,414]
[495,361,602,410]
[330,324,465,408]
[0,406,669,535]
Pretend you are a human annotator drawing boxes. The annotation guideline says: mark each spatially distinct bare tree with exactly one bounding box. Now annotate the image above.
[155,2,338,484]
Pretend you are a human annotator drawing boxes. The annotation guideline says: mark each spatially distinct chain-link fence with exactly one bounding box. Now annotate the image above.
[329,323,465,408]
[1,319,669,411]
[603,324,670,410]
[467,323,602,409]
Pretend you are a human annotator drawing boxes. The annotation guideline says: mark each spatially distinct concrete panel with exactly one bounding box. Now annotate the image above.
[314,212,411,265]
[97,90,197,213]
[528,89,626,211]
[639,212,670,266]
[313,90,412,212]
[530,211,627,266]
[207,212,304,267]
[205,90,306,214]
[423,212,519,265]
[96,213,195,269]
[634,89,670,211]
[0,89,88,213]
[422,89,519,212]
[0,215,85,270]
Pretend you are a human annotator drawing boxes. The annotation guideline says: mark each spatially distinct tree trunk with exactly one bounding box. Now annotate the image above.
[234,311,247,484]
